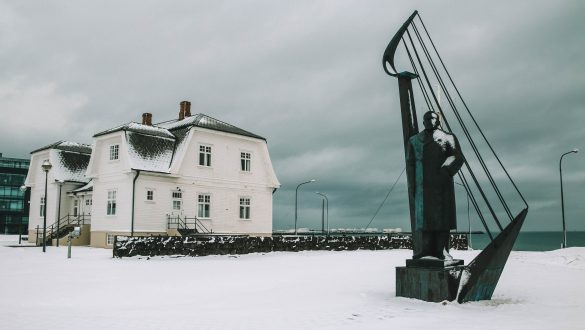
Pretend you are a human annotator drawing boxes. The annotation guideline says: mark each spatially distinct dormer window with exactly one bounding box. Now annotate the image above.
[109,144,119,161]
[199,145,211,166]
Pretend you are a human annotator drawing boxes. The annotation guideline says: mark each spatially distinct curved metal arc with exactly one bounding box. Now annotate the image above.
[382,10,418,77]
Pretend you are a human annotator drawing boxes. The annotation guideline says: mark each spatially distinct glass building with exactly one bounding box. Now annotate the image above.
[0,153,30,234]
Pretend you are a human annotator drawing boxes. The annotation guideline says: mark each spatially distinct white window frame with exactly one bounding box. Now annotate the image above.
[106,233,115,246]
[146,189,154,202]
[240,152,251,172]
[106,190,117,216]
[197,194,211,218]
[198,145,212,167]
[85,199,92,206]
[239,197,251,220]
[109,144,119,161]
[172,190,182,211]
[40,196,45,217]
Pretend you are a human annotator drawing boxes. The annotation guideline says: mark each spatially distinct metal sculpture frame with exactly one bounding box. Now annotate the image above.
[383,10,529,302]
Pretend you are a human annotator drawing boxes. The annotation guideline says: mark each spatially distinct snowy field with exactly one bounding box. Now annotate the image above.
[0,235,583,330]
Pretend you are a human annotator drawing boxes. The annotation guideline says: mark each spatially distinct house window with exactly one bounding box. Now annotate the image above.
[86,199,92,206]
[106,233,115,246]
[241,152,251,172]
[109,144,119,160]
[199,145,211,166]
[146,190,154,201]
[198,194,210,218]
[40,196,45,217]
[107,190,117,215]
[172,191,182,210]
[73,200,79,216]
[240,197,251,219]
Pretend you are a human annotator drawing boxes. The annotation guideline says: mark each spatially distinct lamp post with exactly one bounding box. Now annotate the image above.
[315,192,329,235]
[560,149,578,248]
[295,179,316,235]
[41,160,52,252]
[55,180,64,247]
[455,182,471,250]
[19,185,27,245]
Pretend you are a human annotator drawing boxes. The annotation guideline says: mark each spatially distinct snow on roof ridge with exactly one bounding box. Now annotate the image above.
[156,115,199,130]
[59,141,92,148]
[156,113,266,140]
[127,122,174,138]
[31,140,92,154]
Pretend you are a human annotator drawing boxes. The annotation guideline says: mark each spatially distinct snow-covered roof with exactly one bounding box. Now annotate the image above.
[93,122,175,139]
[158,114,266,141]
[28,141,92,183]
[126,131,175,173]
[71,180,93,193]
[31,141,92,155]
[53,150,90,182]
[89,113,265,174]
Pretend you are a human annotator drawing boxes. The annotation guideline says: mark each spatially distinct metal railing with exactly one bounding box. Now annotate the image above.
[35,213,91,245]
[167,215,211,234]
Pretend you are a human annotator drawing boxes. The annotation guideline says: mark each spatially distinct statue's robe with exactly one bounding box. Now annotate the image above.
[406,129,464,231]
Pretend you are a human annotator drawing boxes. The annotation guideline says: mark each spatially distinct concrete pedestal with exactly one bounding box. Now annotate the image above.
[396,264,465,302]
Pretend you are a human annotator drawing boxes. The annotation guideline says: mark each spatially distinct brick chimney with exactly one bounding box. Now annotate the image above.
[142,113,152,126]
[179,101,191,120]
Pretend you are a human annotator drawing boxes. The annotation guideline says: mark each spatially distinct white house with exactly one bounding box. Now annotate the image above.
[24,141,93,245]
[25,101,280,248]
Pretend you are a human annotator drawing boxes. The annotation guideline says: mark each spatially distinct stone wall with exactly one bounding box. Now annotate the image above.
[113,234,469,258]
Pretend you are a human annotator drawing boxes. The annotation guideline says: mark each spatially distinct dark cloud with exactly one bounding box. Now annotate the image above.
[1,0,583,232]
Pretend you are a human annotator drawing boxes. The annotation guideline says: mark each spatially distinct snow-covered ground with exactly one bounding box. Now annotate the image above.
[0,235,583,330]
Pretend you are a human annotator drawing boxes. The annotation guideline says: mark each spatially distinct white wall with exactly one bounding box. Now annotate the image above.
[132,174,273,234]
[176,128,279,188]
[88,134,128,178]
[90,173,133,233]
[26,152,85,231]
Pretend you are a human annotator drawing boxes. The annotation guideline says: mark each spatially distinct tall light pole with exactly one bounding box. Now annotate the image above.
[315,192,329,235]
[55,180,64,247]
[455,182,471,250]
[560,149,578,248]
[295,179,316,235]
[19,185,27,245]
[41,159,52,253]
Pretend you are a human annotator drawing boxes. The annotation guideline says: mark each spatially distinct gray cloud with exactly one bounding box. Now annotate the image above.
[1,0,583,232]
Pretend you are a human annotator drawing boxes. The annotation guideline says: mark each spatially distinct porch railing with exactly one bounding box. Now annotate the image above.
[167,215,211,234]
[35,213,91,245]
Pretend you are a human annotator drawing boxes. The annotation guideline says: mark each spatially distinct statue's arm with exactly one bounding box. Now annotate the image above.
[442,134,464,176]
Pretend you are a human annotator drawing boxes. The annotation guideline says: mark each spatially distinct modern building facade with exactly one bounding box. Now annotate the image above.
[0,153,30,235]
[25,101,280,248]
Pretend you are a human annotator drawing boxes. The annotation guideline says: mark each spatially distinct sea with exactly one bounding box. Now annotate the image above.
[468,231,585,251]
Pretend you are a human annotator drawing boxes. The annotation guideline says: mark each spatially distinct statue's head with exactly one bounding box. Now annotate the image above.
[423,111,440,131]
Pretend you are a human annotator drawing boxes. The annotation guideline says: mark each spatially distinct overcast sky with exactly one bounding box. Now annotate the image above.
[1,0,584,232]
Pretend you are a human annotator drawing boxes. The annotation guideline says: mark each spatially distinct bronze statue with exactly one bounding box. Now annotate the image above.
[406,111,463,260]
[385,11,529,302]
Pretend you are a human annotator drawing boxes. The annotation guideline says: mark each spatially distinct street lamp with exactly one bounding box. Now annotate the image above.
[294,179,316,235]
[19,185,27,245]
[560,148,578,248]
[55,180,64,247]
[454,181,471,249]
[41,159,52,253]
[315,192,329,235]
